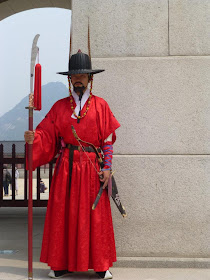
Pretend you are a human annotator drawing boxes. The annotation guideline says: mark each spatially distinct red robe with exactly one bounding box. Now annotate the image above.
[31,95,120,271]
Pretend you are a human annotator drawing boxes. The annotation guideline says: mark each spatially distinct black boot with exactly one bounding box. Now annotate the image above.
[48,270,72,278]
[96,270,113,279]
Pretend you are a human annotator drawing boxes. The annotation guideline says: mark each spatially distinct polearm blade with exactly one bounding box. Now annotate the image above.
[30,35,39,93]
[27,34,40,280]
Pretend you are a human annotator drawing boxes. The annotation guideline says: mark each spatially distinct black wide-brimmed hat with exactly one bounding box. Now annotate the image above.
[57,50,104,76]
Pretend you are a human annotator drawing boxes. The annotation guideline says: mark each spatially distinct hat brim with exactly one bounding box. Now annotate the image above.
[57,69,105,75]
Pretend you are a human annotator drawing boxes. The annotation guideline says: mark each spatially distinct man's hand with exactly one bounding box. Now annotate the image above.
[24,131,35,144]
[99,170,111,189]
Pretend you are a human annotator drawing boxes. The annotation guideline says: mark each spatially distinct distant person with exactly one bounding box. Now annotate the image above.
[3,165,12,196]
[15,167,19,195]
[9,167,19,196]
[40,178,47,193]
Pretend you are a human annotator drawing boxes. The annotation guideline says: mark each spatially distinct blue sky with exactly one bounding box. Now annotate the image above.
[0,8,71,116]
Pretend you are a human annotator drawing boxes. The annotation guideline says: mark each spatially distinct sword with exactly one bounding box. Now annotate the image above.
[71,126,126,218]
[92,174,127,218]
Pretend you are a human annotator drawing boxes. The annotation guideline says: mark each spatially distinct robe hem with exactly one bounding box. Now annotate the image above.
[40,258,117,272]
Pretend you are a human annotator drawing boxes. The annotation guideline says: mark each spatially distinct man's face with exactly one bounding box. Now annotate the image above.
[71,74,89,95]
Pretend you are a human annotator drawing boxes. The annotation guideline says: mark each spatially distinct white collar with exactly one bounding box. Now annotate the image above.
[71,88,90,119]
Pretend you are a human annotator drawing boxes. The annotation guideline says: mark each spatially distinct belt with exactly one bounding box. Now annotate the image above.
[67,144,101,195]
[66,144,101,153]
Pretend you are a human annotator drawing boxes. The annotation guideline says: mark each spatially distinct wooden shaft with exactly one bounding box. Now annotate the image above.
[28,108,33,280]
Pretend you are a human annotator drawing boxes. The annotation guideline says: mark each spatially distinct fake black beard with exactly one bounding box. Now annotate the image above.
[73,86,86,95]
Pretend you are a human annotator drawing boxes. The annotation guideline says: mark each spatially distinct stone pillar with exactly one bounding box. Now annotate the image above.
[72,0,210,267]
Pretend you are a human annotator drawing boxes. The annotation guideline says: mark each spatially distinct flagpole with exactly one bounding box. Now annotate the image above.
[27,34,40,280]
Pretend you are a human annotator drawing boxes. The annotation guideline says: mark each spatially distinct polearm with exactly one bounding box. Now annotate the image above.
[26,34,40,280]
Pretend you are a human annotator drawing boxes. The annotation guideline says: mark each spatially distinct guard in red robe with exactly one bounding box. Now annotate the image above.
[25,50,120,279]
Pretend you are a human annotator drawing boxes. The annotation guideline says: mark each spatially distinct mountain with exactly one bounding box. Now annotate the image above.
[0,82,68,140]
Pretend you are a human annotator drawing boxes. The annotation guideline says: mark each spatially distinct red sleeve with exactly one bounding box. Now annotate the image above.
[95,97,120,146]
[26,104,59,170]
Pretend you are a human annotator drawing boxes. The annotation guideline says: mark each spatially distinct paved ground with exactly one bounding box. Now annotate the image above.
[1,208,210,280]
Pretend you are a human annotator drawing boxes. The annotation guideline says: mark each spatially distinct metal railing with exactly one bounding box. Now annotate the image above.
[0,144,56,207]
